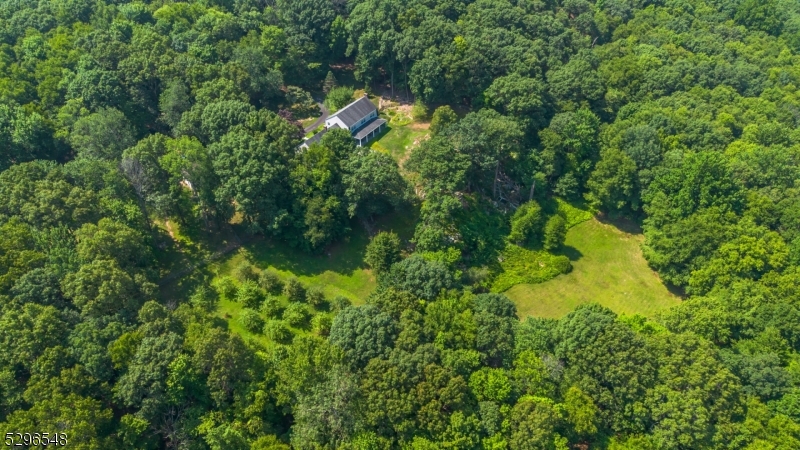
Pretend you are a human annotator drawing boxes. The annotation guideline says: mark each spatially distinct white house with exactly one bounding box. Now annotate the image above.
[300,95,387,150]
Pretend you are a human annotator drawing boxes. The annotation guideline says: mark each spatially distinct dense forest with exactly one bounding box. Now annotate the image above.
[2,0,800,448]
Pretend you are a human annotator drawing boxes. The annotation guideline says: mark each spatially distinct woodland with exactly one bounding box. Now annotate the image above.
[2,0,800,449]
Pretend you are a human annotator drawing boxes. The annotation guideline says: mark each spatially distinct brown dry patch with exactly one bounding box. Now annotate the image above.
[409,122,430,130]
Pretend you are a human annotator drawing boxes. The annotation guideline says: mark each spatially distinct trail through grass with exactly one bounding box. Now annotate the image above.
[505,217,681,319]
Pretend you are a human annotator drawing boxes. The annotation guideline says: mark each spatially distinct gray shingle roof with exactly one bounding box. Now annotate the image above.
[330,96,377,128]
[301,128,328,148]
[354,118,387,140]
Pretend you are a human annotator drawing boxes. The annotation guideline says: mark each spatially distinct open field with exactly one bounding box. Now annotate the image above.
[369,124,428,163]
[505,217,682,319]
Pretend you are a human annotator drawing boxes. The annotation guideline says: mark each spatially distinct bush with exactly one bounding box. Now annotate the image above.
[543,215,567,251]
[490,245,572,292]
[508,201,542,246]
[430,105,457,135]
[411,100,428,122]
[190,285,218,311]
[284,278,306,302]
[364,232,402,274]
[260,295,282,318]
[214,276,237,300]
[259,270,284,294]
[236,280,263,309]
[239,309,265,334]
[233,261,257,282]
[331,295,351,311]
[325,86,355,111]
[283,303,311,327]
[312,314,333,336]
[306,287,326,308]
[264,320,293,344]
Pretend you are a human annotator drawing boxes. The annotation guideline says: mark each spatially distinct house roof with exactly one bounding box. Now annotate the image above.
[330,96,377,128]
[354,118,387,140]
[301,128,328,148]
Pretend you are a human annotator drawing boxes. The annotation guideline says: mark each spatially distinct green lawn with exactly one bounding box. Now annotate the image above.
[213,241,375,305]
[208,209,418,304]
[370,122,429,162]
[505,218,681,319]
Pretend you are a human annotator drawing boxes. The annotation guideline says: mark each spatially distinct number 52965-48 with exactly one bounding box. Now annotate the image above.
[4,433,68,447]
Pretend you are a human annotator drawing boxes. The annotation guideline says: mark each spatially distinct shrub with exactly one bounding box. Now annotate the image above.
[325,86,355,111]
[233,261,257,282]
[306,287,326,308]
[260,295,282,318]
[239,309,264,334]
[283,303,311,327]
[331,295,351,311]
[430,105,457,135]
[259,270,284,294]
[543,215,567,251]
[411,100,428,121]
[190,285,218,311]
[214,276,237,300]
[264,320,293,344]
[364,232,401,274]
[312,314,333,336]
[284,277,306,302]
[322,71,337,94]
[236,280,263,309]
[490,245,572,292]
[508,201,542,246]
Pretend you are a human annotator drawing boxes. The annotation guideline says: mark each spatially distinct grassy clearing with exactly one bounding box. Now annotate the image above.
[153,216,240,280]
[505,218,681,319]
[208,208,418,302]
[370,123,429,163]
[202,208,417,345]
[370,98,430,164]
[214,243,374,305]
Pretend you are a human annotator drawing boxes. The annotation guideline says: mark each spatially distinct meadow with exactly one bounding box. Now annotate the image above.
[505,217,682,319]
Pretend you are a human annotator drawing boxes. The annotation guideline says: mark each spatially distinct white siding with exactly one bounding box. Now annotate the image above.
[325,116,348,130]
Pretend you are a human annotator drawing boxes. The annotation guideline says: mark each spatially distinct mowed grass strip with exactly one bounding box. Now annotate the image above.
[505,218,681,319]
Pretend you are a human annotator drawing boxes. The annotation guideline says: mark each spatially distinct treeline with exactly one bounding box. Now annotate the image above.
[2,0,800,449]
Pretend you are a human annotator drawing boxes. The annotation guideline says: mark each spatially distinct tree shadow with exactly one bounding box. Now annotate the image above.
[665,282,688,299]
[158,265,213,305]
[558,245,583,261]
[596,213,643,234]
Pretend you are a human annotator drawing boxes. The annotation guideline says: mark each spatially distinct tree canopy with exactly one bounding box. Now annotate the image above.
[3,0,800,448]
